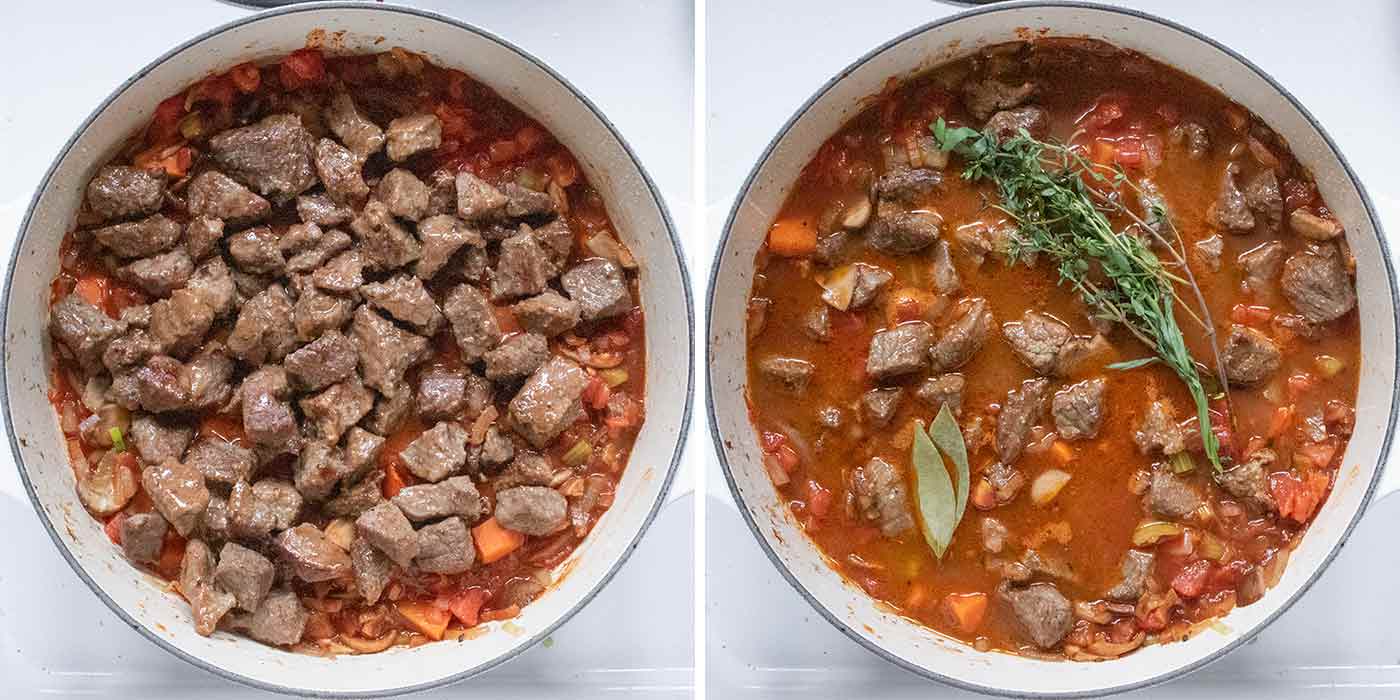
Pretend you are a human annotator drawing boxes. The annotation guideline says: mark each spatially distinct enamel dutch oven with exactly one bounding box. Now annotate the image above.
[708,2,1398,696]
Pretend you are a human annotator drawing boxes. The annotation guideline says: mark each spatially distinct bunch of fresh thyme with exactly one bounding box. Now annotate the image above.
[932,118,1229,471]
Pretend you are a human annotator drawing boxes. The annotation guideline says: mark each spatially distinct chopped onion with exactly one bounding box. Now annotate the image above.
[1131,520,1183,547]
[763,452,790,487]
[585,233,637,269]
[76,450,137,516]
[818,265,859,311]
[342,634,396,654]
[1086,631,1146,659]
[1197,532,1229,562]
[1314,355,1345,378]
[842,198,872,230]
[1030,469,1072,506]
[325,518,356,551]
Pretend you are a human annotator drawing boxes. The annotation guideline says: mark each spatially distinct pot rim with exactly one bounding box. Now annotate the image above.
[706,1,1399,696]
[2,2,693,697]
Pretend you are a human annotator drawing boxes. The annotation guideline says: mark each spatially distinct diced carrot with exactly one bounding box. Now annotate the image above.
[479,605,521,623]
[1049,440,1074,465]
[473,517,526,564]
[766,218,818,257]
[229,62,261,93]
[448,588,490,627]
[940,592,988,634]
[396,601,451,640]
[75,275,108,308]
[1271,471,1331,523]
[1266,405,1295,439]
[1171,559,1211,598]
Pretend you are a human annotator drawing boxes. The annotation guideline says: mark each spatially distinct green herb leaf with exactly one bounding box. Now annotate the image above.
[109,427,126,453]
[1106,357,1159,371]
[910,404,971,560]
[931,117,980,153]
[928,404,970,523]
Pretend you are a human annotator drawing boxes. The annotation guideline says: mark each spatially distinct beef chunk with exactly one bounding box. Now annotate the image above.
[51,293,123,372]
[508,356,590,448]
[867,210,940,256]
[491,229,552,300]
[179,540,237,636]
[276,523,352,582]
[813,230,851,266]
[293,284,355,341]
[998,582,1072,649]
[1106,550,1155,602]
[802,305,831,342]
[1195,234,1224,272]
[215,542,275,612]
[297,193,354,227]
[1052,378,1105,441]
[364,389,412,435]
[310,247,366,292]
[874,168,941,203]
[350,306,430,398]
[178,346,231,410]
[1210,164,1255,232]
[1168,121,1211,159]
[963,78,1036,120]
[392,476,482,523]
[293,440,354,501]
[375,168,430,221]
[1280,248,1356,323]
[350,537,392,605]
[324,470,385,518]
[385,113,442,161]
[929,240,961,294]
[455,171,509,220]
[851,457,914,537]
[484,332,550,380]
[443,284,503,362]
[866,321,932,380]
[415,516,476,574]
[479,426,515,468]
[117,249,193,298]
[758,356,815,393]
[284,330,358,391]
[142,459,210,536]
[86,165,164,221]
[355,501,419,566]
[185,258,236,317]
[426,170,457,216]
[1223,324,1282,386]
[513,291,580,337]
[459,245,491,282]
[1148,470,1202,518]
[345,427,386,478]
[1243,170,1283,231]
[1134,400,1185,455]
[561,258,631,320]
[1002,311,1094,377]
[130,413,194,466]
[494,486,567,536]
[243,588,307,646]
[120,512,168,564]
[1216,448,1277,512]
[985,106,1049,141]
[185,216,225,261]
[185,437,255,488]
[201,495,231,540]
[861,387,903,428]
[361,274,444,335]
[916,373,964,414]
[300,376,374,443]
[996,378,1049,464]
[415,214,482,279]
[227,225,286,275]
[187,170,270,224]
[93,213,182,258]
[929,297,993,372]
[135,355,192,413]
[981,517,1008,553]
[533,219,574,274]
[229,478,303,538]
[325,92,385,159]
[227,284,296,364]
[209,113,317,200]
[492,451,554,490]
[416,365,469,420]
[102,327,162,375]
[241,366,299,453]
[350,200,420,270]
[1238,240,1284,295]
[1290,209,1344,241]
[399,421,468,482]
[286,226,352,275]
[313,137,369,205]
[499,184,552,220]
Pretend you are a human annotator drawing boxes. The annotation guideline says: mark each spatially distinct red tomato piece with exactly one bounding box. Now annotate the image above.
[1171,559,1211,598]
[279,48,326,90]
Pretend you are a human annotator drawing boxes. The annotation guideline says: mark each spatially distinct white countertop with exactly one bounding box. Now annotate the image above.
[704,0,1400,697]
[0,1,695,697]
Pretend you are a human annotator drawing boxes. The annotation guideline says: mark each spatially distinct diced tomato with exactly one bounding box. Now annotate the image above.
[75,275,108,308]
[187,74,236,108]
[1171,559,1211,598]
[1324,400,1355,435]
[583,375,611,411]
[149,94,187,144]
[279,48,326,90]
[104,512,127,545]
[434,102,475,143]
[479,605,521,623]
[1135,591,1174,631]
[1080,96,1125,132]
[447,588,490,627]
[1296,441,1338,470]
[806,479,833,518]
[1231,303,1273,326]
[382,461,414,498]
[760,431,788,452]
[1286,373,1317,400]
[229,62,261,93]
[1270,471,1331,523]
[774,444,799,473]
[155,532,187,580]
[1208,559,1250,588]
[1266,404,1295,439]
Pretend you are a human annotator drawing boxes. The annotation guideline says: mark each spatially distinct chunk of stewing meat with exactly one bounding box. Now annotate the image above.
[443,283,503,363]
[508,356,590,449]
[355,501,419,567]
[141,458,210,537]
[376,168,430,221]
[350,537,392,605]
[1216,448,1278,513]
[392,476,482,523]
[1002,311,1096,377]
[916,373,964,414]
[227,283,296,365]
[1210,163,1255,232]
[1237,241,1284,296]
[985,106,1049,141]
[185,257,236,317]
[350,306,430,398]
[1222,324,1282,386]
[324,470,386,519]
[861,387,903,428]
[483,332,550,381]
[502,182,555,219]
[186,170,270,225]
[1134,401,1185,456]
[385,113,442,161]
[513,291,581,337]
[50,293,123,372]
[241,366,300,455]
[1280,247,1357,323]
[293,440,355,502]
[226,225,286,276]
[399,421,469,483]
[292,286,355,342]
[757,356,813,393]
[1148,470,1202,518]
[866,321,932,380]
[1052,378,1105,441]
[1168,121,1211,159]
[324,92,385,160]
[311,249,366,294]
[215,542,275,612]
[1106,550,1155,602]
[980,517,1008,553]
[208,113,318,200]
[850,457,915,537]
[185,216,225,261]
[93,213,183,259]
[85,165,165,222]
[560,258,632,320]
[297,193,353,227]
[185,437,256,488]
[240,588,307,647]
[350,199,421,271]
[414,214,482,280]
[1243,169,1283,231]
[997,581,1072,650]
[179,540,237,637]
[360,274,444,335]
[120,512,168,564]
[414,516,476,574]
[283,329,358,391]
[929,297,993,372]
[276,523,352,582]
[1290,209,1344,241]
[455,171,509,221]
[847,263,892,310]
[963,78,1037,120]
[874,168,941,204]
[867,210,941,256]
[313,138,369,205]
[996,378,1049,465]
[494,486,568,536]
[228,478,303,539]
[283,223,351,274]
[299,375,374,443]
[130,413,193,465]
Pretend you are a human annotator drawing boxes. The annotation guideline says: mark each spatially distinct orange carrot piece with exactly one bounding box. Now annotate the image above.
[396,601,451,641]
[75,275,108,308]
[479,604,521,623]
[941,592,989,635]
[766,218,817,257]
[473,517,526,564]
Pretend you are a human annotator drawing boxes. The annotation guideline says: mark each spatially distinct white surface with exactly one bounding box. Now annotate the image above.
[0,0,694,697]
[705,0,1400,697]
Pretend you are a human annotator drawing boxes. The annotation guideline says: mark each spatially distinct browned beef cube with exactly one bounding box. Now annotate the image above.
[494,486,567,536]
[1223,324,1282,386]
[443,284,502,362]
[1237,240,1284,295]
[391,476,482,523]
[184,342,232,409]
[851,457,915,536]
[508,356,589,448]
[200,494,230,540]
[215,542,275,612]
[324,470,385,518]
[492,451,554,491]
[513,291,580,337]
[120,512,168,564]
[483,332,549,380]
[179,540,237,636]
[243,588,307,646]
[103,328,162,374]
[1002,311,1095,377]
[363,389,412,435]
[86,165,164,222]
[345,427,385,477]
[284,225,352,274]
[350,536,392,604]
[185,216,225,261]
[136,355,192,412]
[861,387,902,428]
[455,171,508,220]
[399,421,468,483]
[414,516,475,574]
[478,426,515,468]
[296,193,353,227]
[227,225,286,276]
[324,93,384,160]
[1281,248,1356,323]
[186,170,270,225]
[130,413,194,465]
[276,523,351,582]
[1148,470,1202,518]
[1052,378,1106,441]
[361,274,444,335]
[415,214,483,280]
[868,210,940,256]
[491,229,552,300]
[209,113,317,200]
[185,437,255,488]
[51,293,123,372]
[311,249,365,295]
[185,258,236,317]
[1216,448,1278,513]
[916,373,964,414]
[758,356,814,393]
[292,285,355,341]
[561,258,631,320]
[142,459,210,536]
[149,288,215,356]
[1134,401,1185,456]
[866,321,932,380]
[355,501,419,566]
[929,297,993,372]
[284,330,357,391]
[228,478,303,539]
[416,364,469,420]
[501,183,554,219]
[93,213,183,259]
[532,219,574,274]
[350,200,420,270]
[299,376,374,443]
[996,378,1050,465]
[998,581,1072,650]
[228,284,296,364]
[350,307,429,398]
[385,113,442,161]
[313,137,370,206]
[425,170,457,216]
[241,366,299,453]
[293,440,354,502]
[376,168,430,221]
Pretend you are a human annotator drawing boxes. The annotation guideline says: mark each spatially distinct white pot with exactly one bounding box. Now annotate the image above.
[707,2,1399,696]
[3,2,692,696]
